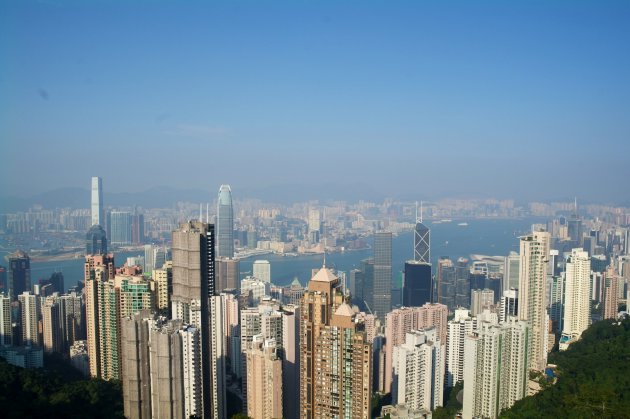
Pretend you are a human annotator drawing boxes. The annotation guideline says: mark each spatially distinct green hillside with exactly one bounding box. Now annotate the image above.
[501,317,630,418]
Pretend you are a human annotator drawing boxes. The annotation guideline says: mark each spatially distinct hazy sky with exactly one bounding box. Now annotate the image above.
[1,0,629,203]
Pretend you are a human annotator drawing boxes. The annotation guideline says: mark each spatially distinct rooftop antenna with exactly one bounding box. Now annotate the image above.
[199,204,202,222]
[206,203,209,223]
[323,249,327,268]
[574,197,578,217]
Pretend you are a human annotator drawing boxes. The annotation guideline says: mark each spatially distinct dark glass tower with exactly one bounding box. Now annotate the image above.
[403,260,432,307]
[86,224,108,255]
[8,250,30,300]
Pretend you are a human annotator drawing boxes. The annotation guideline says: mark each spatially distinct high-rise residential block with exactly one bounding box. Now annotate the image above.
[217,185,234,258]
[392,328,444,412]
[42,295,62,353]
[19,292,41,347]
[446,309,476,387]
[559,248,591,350]
[281,304,300,419]
[246,336,283,419]
[462,318,529,419]
[171,221,225,418]
[152,261,172,312]
[383,304,448,394]
[518,231,550,372]
[216,257,240,293]
[300,267,372,419]
[499,289,519,324]
[374,231,392,319]
[122,312,203,419]
[603,266,619,320]
[0,294,11,346]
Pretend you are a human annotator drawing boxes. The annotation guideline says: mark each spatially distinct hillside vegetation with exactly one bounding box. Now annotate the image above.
[501,318,630,418]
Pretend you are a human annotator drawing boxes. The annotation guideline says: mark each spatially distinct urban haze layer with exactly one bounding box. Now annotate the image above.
[0,176,629,418]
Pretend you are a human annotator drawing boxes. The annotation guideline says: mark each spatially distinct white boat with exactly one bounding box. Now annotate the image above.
[458,222,469,226]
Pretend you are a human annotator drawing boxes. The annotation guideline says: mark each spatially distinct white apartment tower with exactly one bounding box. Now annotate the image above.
[253,260,271,283]
[392,328,444,412]
[445,309,476,387]
[462,318,529,419]
[559,248,591,350]
[518,231,550,372]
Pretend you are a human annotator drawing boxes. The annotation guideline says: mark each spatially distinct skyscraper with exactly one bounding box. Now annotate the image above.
[110,211,133,245]
[462,318,529,419]
[446,309,475,387]
[86,225,108,255]
[8,250,30,301]
[403,260,432,307]
[414,202,430,264]
[42,295,62,353]
[383,304,448,394]
[19,292,41,347]
[245,336,283,419]
[91,176,103,227]
[253,260,271,283]
[518,231,550,372]
[373,231,392,319]
[559,248,591,350]
[504,252,520,292]
[300,267,372,419]
[217,185,234,258]
[455,258,470,308]
[0,294,12,346]
[603,266,619,320]
[392,328,444,412]
[171,221,225,418]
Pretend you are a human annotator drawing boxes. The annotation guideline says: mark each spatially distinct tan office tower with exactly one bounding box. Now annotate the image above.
[300,267,372,419]
[383,303,448,393]
[171,221,225,419]
[282,304,300,419]
[603,266,619,320]
[19,292,41,347]
[518,231,550,372]
[246,336,283,419]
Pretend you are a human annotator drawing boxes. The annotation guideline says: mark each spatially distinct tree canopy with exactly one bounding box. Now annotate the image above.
[501,318,630,418]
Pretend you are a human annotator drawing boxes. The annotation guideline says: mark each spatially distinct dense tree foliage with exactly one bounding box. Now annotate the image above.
[433,381,463,419]
[501,318,630,418]
[0,356,123,418]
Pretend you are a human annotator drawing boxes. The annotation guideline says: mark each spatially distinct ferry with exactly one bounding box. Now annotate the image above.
[458,222,469,227]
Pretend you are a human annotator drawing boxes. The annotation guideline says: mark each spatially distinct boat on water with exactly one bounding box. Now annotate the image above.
[440,219,453,223]
[458,222,469,226]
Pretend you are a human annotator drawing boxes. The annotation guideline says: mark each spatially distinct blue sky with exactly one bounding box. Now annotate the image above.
[1,0,629,202]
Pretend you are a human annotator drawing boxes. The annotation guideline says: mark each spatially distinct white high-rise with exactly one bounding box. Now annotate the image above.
[518,231,550,372]
[91,176,103,227]
[19,292,41,347]
[445,309,476,387]
[253,260,271,283]
[392,328,444,412]
[559,248,591,351]
[0,294,12,346]
[462,318,529,419]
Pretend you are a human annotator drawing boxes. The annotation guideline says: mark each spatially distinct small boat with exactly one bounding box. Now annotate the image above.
[458,222,468,226]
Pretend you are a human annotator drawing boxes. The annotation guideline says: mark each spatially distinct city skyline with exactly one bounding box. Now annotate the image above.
[2,1,629,202]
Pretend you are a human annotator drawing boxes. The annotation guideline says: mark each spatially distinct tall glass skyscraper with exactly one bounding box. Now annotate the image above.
[414,203,430,263]
[373,231,392,319]
[217,185,234,258]
[91,176,103,227]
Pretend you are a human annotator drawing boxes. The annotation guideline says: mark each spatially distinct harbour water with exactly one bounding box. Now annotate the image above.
[16,217,544,291]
